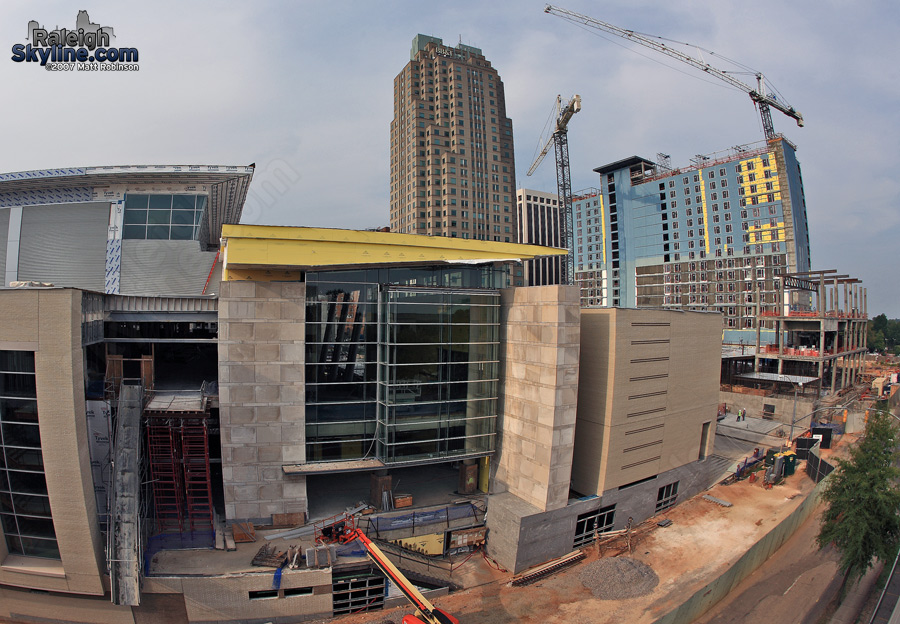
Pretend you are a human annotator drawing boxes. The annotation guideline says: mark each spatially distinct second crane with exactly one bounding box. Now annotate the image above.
[527,94,581,285]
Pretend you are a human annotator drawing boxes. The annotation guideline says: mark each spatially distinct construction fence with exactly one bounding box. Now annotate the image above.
[651,468,831,624]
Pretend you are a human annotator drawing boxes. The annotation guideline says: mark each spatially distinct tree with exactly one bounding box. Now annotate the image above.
[817,409,900,592]
[866,314,900,354]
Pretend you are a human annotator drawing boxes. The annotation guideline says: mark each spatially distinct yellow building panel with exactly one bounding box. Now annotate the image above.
[699,171,710,254]
[600,193,607,264]
[391,533,444,556]
[221,224,566,277]
[746,221,786,245]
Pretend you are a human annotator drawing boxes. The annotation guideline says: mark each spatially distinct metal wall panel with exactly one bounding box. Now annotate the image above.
[120,240,218,296]
[0,208,9,280]
[18,203,108,290]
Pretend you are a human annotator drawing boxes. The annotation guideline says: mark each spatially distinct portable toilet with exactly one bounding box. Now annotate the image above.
[782,451,797,476]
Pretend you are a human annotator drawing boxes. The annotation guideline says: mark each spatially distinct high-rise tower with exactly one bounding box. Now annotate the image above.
[516,188,564,285]
[390,35,517,242]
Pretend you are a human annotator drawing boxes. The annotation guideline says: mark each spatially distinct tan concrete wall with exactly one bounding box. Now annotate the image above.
[218,281,307,523]
[146,568,332,622]
[573,309,721,495]
[494,285,580,512]
[0,289,107,595]
[0,584,134,623]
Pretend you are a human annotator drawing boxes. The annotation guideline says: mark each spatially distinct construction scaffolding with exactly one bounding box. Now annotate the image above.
[145,392,215,534]
[753,270,867,394]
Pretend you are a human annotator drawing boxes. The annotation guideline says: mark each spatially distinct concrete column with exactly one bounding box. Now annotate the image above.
[493,285,580,512]
[830,356,837,394]
[754,278,761,372]
[218,280,307,524]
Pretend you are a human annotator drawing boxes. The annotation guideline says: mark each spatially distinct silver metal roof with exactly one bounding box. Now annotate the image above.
[0,165,255,250]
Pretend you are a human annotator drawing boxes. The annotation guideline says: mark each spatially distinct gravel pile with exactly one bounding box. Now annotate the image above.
[578,557,659,600]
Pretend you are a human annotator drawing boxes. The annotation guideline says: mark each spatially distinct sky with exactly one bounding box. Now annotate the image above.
[1,1,898,316]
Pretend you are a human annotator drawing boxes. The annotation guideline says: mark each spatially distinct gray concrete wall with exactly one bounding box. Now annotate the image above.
[597,460,716,530]
[218,280,307,524]
[494,285,580,513]
[145,569,333,623]
[485,491,600,574]
[719,390,816,425]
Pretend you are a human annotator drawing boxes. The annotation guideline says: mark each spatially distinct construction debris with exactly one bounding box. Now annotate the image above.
[265,504,367,541]
[510,550,585,586]
[702,495,734,508]
[286,545,303,570]
[305,545,337,568]
[252,543,290,568]
[594,519,658,556]
[231,522,256,543]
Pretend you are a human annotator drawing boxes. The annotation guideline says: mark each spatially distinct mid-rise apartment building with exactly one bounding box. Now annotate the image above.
[574,137,811,343]
[389,35,517,243]
[515,188,564,286]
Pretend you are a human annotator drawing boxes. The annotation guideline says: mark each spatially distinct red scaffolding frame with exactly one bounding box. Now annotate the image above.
[146,416,214,533]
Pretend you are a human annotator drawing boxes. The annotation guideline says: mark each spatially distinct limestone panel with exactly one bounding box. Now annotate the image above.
[218,279,306,524]
[495,285,580,512]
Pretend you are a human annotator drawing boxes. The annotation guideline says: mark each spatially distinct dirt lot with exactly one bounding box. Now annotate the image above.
[331,451,835,624]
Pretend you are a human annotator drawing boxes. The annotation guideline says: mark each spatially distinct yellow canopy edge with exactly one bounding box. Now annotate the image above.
[221,224,566,279]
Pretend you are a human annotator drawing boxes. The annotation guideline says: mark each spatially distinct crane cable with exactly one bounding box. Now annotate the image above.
[528,99,562,174]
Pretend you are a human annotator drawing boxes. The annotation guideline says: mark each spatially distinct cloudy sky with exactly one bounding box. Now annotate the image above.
[1,1,897,315]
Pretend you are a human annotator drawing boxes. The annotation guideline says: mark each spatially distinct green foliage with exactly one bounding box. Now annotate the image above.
[867,315,900,354]
[817,410,900,584]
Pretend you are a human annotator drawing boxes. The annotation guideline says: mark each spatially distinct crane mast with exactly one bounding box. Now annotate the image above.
[528,94,581,285]
[543,5,803,140]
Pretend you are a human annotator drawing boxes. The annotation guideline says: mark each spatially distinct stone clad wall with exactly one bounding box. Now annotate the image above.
[493,285,581,512]
[0,288,107,595]
[218,280,307,524]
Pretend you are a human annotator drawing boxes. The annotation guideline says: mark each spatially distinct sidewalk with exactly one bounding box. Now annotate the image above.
[829,564,883,624]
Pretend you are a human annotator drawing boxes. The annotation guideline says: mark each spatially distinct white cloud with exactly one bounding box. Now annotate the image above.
[1,0,897,314]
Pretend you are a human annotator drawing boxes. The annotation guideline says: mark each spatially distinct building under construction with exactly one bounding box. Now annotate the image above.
[0,165,724,623]
[573,136,812,346]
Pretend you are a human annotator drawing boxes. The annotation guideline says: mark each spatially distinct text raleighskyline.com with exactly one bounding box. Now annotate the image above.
[11,28,138,65]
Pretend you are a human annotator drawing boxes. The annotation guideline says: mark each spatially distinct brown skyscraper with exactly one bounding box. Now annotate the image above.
[390,35,517,242]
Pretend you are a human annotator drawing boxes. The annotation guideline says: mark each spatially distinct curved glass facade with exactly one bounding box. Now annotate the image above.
[0,351,59,560]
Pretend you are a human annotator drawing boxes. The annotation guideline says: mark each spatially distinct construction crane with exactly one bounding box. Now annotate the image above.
[332,524,459,624]
[543,5,803,140]
[527,94,581,285]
